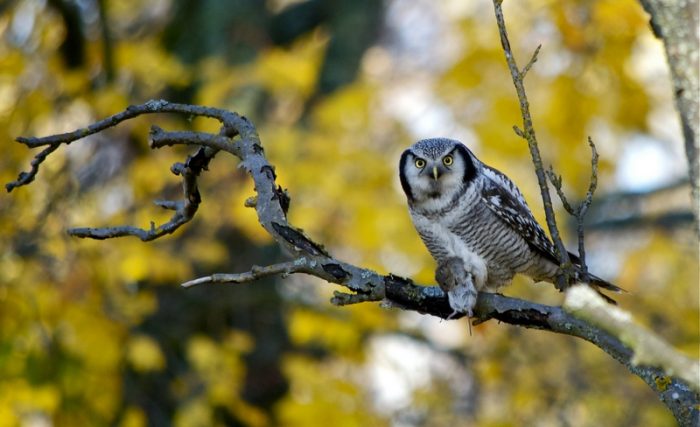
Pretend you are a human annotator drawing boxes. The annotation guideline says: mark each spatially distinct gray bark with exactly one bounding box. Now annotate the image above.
[639,0,700,234]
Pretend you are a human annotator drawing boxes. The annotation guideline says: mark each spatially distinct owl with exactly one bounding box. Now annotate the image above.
[399,138,620,317]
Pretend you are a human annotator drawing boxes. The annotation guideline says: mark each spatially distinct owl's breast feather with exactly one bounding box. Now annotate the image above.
[410,211,488,290]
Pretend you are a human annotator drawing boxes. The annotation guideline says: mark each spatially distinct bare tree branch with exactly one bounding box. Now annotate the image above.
[520,44,541,78]
[546,137,600,273]
[565,286,699,390]
[181,259,315,288]
[491,0,572,287]
[9,2,700,420]
[5,145,60,191]
[7,99,699,425]
[488,5,698,421]
[68,156,204,241]
[7,100,237,193]
[8,101,242,240]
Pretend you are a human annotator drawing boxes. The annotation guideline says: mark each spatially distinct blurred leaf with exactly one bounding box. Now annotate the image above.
[127,334,166,372]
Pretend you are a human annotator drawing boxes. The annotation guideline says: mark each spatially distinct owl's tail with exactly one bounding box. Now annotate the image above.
[585,274,625,305]
[569,251,625,305]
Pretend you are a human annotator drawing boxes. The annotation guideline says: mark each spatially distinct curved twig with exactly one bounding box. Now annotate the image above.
[546,137,600,272]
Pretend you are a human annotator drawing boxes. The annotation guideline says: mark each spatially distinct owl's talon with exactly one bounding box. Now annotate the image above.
[446,287,477,316]
[446,308,472,320]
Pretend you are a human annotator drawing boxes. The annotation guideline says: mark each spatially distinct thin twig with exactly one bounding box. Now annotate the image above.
[181,259,312,288]
[492,0,572,286]
[68,140,211,241]
[577,138,599,271]
[149,128,233,151]
[6,145,60,192]
[545,137,600,273]
[546,166,576,214]
[13,100,237,149]
[521,44,542,78]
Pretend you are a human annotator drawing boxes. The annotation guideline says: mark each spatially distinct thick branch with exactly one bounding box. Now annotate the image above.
[638,0,700,235]
[391,283,698,425]
[180,250,699,423]
[565,286,699,389]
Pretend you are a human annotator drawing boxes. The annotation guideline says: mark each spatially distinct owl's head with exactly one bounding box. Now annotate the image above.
[399,138,478,205]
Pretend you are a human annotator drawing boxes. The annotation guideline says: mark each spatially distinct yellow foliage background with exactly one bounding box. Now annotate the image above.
[0,1,696,426]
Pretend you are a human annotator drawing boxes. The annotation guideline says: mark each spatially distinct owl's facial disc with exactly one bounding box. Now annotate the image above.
[400,141,474,205]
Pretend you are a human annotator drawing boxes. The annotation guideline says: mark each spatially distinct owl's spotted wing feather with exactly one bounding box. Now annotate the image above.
[480,166,560,265]
[481,165,623,298]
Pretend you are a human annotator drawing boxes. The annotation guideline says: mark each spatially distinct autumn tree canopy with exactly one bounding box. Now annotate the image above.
[1,1,698,426]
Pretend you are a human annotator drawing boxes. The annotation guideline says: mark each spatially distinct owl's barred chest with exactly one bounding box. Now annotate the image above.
[410,199,533,289]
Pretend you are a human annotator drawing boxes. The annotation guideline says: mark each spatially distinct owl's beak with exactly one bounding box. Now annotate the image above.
[432,165,440,180]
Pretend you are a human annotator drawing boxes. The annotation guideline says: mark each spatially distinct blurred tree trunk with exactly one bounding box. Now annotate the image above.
[638,0,700,234]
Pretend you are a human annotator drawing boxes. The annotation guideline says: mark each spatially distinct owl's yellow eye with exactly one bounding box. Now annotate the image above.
[415,159,426,168]
[443,155,453,166]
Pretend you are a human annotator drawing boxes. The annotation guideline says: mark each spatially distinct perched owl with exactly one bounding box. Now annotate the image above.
[399,138,620,317]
